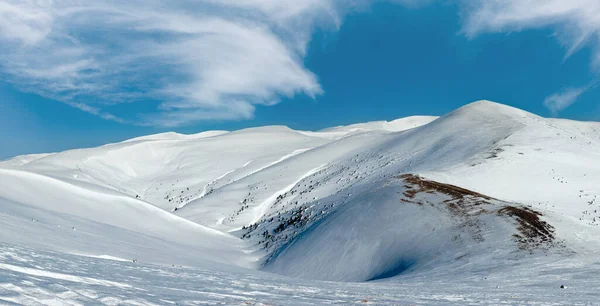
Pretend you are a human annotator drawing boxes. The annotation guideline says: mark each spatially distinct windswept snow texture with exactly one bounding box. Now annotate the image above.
[2,101,600,304]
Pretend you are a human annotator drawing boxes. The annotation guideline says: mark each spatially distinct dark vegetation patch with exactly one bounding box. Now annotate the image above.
[486,147,504,159]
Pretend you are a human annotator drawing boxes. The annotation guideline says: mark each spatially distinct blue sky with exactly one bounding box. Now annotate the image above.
[1,0,599,159]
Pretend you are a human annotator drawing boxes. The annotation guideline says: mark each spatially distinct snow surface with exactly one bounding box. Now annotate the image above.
[1,100,600,304]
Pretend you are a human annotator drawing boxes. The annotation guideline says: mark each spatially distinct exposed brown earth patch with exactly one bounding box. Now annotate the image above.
[497,206,555,250]
[400,174,492,201]
[396,174,555,250]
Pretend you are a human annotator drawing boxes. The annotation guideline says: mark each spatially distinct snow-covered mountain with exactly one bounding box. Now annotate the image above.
[1,101,600,304]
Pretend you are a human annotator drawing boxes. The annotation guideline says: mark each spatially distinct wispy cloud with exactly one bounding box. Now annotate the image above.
[461,0,600,113]
[544,86,591,115]
[0,0,342,126]
[462,0,600,60]
[2,0,599,125]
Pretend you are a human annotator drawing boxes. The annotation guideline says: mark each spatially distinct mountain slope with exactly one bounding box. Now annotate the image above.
[1,100,600,303]
[263,174,557,281]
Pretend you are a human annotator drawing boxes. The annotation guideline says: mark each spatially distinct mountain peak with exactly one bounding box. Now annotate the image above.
[444,100,538,122]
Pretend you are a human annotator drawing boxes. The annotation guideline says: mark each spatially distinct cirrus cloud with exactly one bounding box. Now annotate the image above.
[462,0,600,112]
[0,0,338,126]
[462,0,600,59]
[2,0,600,125]
[544,85,592,115]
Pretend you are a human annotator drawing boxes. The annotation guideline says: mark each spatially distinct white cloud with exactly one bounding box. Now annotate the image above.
[2,0,599,125]
[463,0,600,62]
[544,86,590,115]
[0,0,341,126]
[462,0,600,113]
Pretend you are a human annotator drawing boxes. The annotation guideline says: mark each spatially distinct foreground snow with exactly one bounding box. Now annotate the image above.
[0,243,597,305]
[1,101,600,304]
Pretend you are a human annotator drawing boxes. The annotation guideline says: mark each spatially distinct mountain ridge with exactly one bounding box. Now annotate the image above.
[1,100,600,302]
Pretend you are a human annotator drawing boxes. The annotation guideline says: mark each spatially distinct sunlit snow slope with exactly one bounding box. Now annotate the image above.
[1,101,600,304]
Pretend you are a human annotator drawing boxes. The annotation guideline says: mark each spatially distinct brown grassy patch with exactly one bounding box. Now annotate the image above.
[398,174,492,201]
[497,206,555,249]
[397,174,555,250]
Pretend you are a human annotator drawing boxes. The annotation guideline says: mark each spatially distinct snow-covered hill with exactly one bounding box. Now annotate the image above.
[1,100,600,304]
